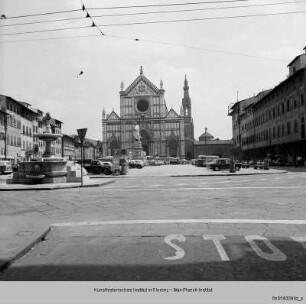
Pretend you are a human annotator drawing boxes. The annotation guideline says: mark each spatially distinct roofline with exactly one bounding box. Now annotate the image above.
[0,109,9,115]
[253,67,305,110]
[3,95,39,115]
[287,54,301,67]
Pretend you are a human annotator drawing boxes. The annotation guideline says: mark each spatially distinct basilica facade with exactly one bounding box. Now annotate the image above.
[102,67,194,159]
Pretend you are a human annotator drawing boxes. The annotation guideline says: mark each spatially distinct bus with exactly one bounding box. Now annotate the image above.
[195,155,219,167]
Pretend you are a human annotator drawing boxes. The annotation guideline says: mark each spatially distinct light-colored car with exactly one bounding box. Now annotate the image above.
[129,159,145,169]
[0,161,13,174]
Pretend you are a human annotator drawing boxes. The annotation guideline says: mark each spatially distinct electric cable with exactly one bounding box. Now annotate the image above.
[1,9,305,35]
[90,0,306,18]
[2,0,305,28]
[96,10,306,26]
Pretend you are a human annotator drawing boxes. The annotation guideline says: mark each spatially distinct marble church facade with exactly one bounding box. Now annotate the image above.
[102,67,194,159]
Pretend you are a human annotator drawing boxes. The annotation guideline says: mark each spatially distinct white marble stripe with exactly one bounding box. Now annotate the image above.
[52,218,306,227]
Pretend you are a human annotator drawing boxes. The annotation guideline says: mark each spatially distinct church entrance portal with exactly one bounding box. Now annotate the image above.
[140,130,151,156]
[109,140,121,156]
[169,139,178,157]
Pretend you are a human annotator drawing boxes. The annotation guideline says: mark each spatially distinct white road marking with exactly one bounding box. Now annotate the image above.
[203,235,229,261]
[103,185,305,191]
[291,236,306,250]
[245,235,287,261]
[124,186,141,188]
[163,234,186,260]
[52,218,306,227]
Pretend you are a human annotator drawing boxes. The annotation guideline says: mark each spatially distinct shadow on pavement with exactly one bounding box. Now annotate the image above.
[0,240,305,281]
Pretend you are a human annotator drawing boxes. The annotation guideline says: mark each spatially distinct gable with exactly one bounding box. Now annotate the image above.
[125,75,159,96]
[165,109,179,119]
[107,111,120,121]
[130,80,155,96]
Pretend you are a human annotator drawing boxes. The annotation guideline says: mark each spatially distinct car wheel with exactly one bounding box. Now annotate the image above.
[214,166,220,171]
[104,168,111,175]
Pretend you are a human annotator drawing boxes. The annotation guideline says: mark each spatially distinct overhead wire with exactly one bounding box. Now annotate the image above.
[1,9,306,35]
[1,0,305,27]
[1,0,250,20]
[80,0,105,35]
[0,16,85,28]
[0,25,91,36]
[3,9,81,20]
[87,0,250,10]
[96,10,306,26]
[91,0,306,17]
[0,0,301,63]
[0,29,289,63]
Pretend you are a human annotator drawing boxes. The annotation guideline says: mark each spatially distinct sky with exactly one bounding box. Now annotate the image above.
[0,0,306,141]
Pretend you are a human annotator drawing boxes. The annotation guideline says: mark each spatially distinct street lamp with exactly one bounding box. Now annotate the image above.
[77,128,87,187]
[204,127,207,155]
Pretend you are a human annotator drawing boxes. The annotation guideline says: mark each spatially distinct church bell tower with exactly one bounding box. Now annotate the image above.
[181,75,194,159]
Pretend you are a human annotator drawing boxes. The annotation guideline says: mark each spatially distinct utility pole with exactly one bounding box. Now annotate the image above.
[77,128,87,188]
[204,127,207,155]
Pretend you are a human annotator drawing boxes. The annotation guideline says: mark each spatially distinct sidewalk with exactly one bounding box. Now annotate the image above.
[0,179,114,191]
[0,212,50,271]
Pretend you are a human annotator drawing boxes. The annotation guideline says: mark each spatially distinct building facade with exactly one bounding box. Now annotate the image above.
[229,48,306,163]
[102,67,195,159]
[194,128,233,158]
[0,94,63,161]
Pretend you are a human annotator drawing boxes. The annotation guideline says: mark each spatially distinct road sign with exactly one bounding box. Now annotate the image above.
[77,128,87,142]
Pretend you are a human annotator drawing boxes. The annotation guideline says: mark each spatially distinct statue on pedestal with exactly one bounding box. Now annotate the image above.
[133,122,141,142]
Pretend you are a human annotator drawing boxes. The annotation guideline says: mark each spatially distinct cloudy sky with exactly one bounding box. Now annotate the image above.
[1,0,306,140]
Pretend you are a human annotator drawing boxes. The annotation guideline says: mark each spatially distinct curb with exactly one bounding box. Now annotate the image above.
[0,180,115,191]
[0,226,51,273]
[169,171,288,177]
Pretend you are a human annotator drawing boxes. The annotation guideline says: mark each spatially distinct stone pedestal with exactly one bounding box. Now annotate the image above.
[132,141,144,159]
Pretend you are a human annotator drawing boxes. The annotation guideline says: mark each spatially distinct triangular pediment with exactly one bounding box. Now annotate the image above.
[125,74,159,96]
[165,108,179,119]
[107,111,120,121]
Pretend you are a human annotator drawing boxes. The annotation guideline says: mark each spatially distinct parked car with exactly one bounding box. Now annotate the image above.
[241,162,250,169]
[195,155,219,167]
[253,161,269,170]
[169,157,180,165]
[179,158,188,165]
[208,158,241,171]
[76,159,113,175]
[129,159,145,169]
[0,161,13,174]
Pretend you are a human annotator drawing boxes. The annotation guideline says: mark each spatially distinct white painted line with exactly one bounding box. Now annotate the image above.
[245,235,287,261]
[102,185,306,191]
[51,218,306,227]
[124,186,141,188]
[203,235,230,261]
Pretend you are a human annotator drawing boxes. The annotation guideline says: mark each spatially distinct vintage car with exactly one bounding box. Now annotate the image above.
[129,159,145,169]
[0,161,13,174]
[208,158,241,171]
[253,161,269,170]
[77,159,113,175]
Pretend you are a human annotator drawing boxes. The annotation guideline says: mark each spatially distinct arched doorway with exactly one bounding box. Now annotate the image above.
[109,140,121,156]
[168,139,178,157]
[140,129,151,156]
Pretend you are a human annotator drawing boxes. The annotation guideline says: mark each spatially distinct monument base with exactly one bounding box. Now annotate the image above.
[131,141,144,160]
